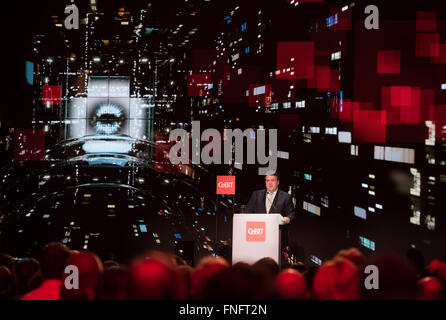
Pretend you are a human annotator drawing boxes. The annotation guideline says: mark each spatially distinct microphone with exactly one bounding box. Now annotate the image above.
[269,200,287,225]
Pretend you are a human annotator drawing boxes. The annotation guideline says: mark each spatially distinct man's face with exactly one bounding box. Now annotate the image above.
[265,175,279,193]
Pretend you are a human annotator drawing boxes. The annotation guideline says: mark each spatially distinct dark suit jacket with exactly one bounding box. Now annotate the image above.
[246,189,295,221]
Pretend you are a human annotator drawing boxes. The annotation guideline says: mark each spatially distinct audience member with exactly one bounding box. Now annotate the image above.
[360,253,418,300]
[417,277,445,300]
[14,258,42,298]
[0,253,15,273]
[95,266,128,300]
[336,248,366,268]
[313,257,361,300]
[127,258,181,300]
[190,256,229,299]
[289,262,307,274]
[60,251,103,300]
[275,269,308,300]
[0,266,15,300]
[252,257,280,298]
[252,257,280,281]
[103,260,120,270]
[200,262,272,300]
[428,259,446,281]
[0,242,443,300]
[20,242,70,300]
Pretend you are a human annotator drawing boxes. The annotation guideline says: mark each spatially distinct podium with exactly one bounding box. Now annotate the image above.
[232,214,282,266]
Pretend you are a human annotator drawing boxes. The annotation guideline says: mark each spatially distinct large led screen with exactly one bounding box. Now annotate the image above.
[67,77,150,140]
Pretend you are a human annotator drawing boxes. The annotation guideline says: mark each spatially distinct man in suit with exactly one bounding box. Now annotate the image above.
[245,173,295,265]
[245,172,295,223]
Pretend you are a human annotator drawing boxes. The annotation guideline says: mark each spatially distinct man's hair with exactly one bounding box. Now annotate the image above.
[40,242,70,279]
[264,172,279,180]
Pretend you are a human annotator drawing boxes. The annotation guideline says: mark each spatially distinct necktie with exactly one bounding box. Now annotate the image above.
[266,192,273,213]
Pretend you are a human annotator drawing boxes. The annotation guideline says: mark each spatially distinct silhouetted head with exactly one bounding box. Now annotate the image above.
[275,269,308,300]
[289,262,307,274]
[15,258,41,295]
[361,253,417,300]
[428,259,446,281]
[0,266,15,299]
[197,255,229,268]
[103,260,120,270]
[417,277,445,300]
[60,251,103,300]
[0,253,15,273]
[201,262,271,300]
[16,258,40,278]
[141,250,181,269]
[336,248,366,268]
[95,266,128,300]
[313,257,361,300]
[252,257,280,281]
[40,242,71,280]
[190,258,228,299]
[127,258,181,300]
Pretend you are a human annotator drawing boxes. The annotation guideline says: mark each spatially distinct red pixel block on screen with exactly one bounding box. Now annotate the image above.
[416,33,440,57]
[280,114,299,134]
[155,136,189,174]
[276,42,314,80]
[429,105,446,139]
[335,100,357,122]
[430,44,446,64]
[188,74,211,97]
[377,50,400,74]
[14,130,45,161]
[192,49,216,73]
[328,8,352,31]
[353,110,386,143]
[307,66,340,92]
[42,85,61,105]
[382,86,421,124]
[416,11,437,32]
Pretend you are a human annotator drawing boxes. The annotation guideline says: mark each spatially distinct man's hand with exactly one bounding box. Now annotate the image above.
[283,217,290,224]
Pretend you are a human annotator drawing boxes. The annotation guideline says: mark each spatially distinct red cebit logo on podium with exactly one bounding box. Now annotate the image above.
[246,221,266,242]
[216,175,236,195]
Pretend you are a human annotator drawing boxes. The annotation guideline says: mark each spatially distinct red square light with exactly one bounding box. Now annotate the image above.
[377,50,400,74]
[353,110,386,143]
[416,33,440,57]
[42,85,61,105]
[276,42,314,80]
[188,74,211,97]
[416,11,437,32]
